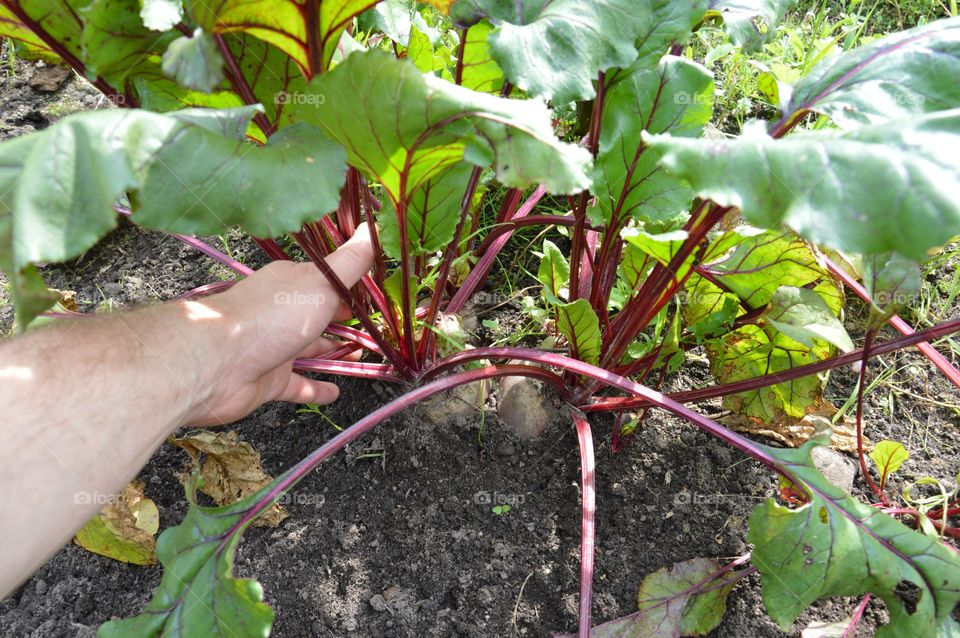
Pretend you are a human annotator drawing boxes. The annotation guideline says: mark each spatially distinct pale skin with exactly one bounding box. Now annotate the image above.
[0,224,374,599]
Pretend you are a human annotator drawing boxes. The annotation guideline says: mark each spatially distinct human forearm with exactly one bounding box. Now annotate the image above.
[0,226,373,597]
[0,299,234,596]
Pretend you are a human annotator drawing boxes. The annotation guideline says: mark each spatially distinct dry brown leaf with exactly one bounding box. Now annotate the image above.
[50,289,78,312]
[168,430,288,527]
[73,480,159,565]
[720,401,871,453]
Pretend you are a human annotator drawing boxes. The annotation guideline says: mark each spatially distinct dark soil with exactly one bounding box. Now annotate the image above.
[2,50,958,638]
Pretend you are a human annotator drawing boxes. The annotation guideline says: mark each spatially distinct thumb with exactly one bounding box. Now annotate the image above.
[322,223,374,290]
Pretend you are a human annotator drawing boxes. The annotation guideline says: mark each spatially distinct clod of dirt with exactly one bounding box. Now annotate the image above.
[28,66,73,92]
[497,365,553,439]
[810,446,857,493]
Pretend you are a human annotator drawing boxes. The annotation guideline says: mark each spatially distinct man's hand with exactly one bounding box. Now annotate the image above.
[186,224,373,425]
[0,224,374,597]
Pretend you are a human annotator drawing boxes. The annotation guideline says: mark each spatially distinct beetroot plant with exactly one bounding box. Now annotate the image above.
[2,0,960,635]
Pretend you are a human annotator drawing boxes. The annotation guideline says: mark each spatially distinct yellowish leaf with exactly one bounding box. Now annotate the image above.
[73,480,159,565]
[869,440,909,482]
[421,0,455,13]
[169,430,288,527]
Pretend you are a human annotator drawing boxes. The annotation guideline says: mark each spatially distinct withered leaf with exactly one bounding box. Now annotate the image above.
[720,401,871,453]
[168,430,288,527]
[73,480,159,565]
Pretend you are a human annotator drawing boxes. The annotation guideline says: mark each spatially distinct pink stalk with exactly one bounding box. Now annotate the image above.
[323,324,383,354]
[841,595,871,638]
[425,348,800,477]
[172,233,254,276]
[309,244,412,377]
[822,254,960,390]
[292,358,402,381]
[115,205,253,277]
[174,280,237,300]
[447,185,548,314]
[224,364,569,537]
[419,166,485,362]
[251,237,292,261]
[312,342,361,362]
[580,317,960,413]
[572,413,596,637]
[220,352,933,627]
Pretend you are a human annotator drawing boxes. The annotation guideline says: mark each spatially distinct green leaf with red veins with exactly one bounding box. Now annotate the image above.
[538,239,571,305]
[80,0,177,85]
[0,4,61,61]
[161,29,226,93]
[563,558,739,637]
[647,110,960,261]
[378,163,473,259]
[97,475,276,637]
[863,252,920,329]
[590,56,713,232]
[0,0,86,62]
[749,433,960,638]
[185,0,378,77]
[684,228,843,421]
[633,0,710,69]
[783,17,960,129]
[710,322,826,420]
[448,0,649,104]
[708,0,798,51]
[80,0,247,118]
[297,49,592,202]
[689,228,843,322]
[764,285,854,353]
[869,440,909,485]
[458,20,504,93]
[0,106,346,324]
[557,299,601,365]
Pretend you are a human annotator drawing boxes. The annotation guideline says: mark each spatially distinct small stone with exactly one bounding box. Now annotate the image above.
[102,282,123,296]
[476,586,497,606]
[410,456,420,469]
[34,580,47,595]
[495,441,516,458]
[342,618,358,632]
[369,594,389,612]
[28,66,72,92]
[811,446,857,493]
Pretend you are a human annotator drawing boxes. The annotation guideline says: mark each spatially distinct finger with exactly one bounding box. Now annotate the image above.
[297,336,343,359]
[322,223,374,289]
[332,302,353,323]
[277,374,340,405]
